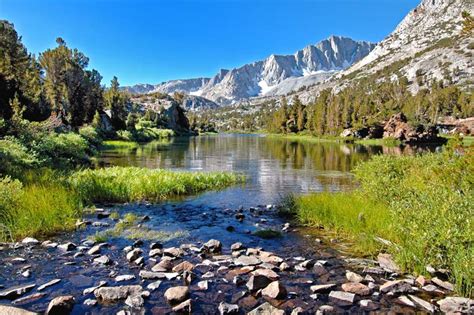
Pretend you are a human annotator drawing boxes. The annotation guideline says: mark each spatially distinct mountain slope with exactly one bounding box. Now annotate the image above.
[124,36,375,105]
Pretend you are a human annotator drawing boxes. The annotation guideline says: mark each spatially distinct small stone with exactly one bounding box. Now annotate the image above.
[202,271,215,279]
[38,279,61,291]
[234,255,261,266]
[310,283,336,293]
[328,291,355,306]
[359,299,378,311]
[397,295,416,307]
[172,299,192,313]
[422,284,443,294]
[150,242,162,249]
[313,263,328,276]
[252,268,279,281]
[279,262,291,271]
[94,285,143,302]
[93,255,111,265]
[408,294,436,313]
[83,298,97,306]
[146,281,162,291]
[218,302,239,315]
[197,280,208,291]
[415,275,427,287]
[126,248,142,262]
[133,240,143,248]
[21,270,31,278]
[164,286,189,304]
[261,281,287,299]
[316,305,334,314]
[346,271,364,283]
[248,302,284,315]
[246,275,272,292]
[22,237,39,245]
[431,277,454,291]
[377,253,400,272]
[115,275,135,282]
[87,243,106,255]
[341,282,370,296]
[83,281,107,295]
[172,261,195,273]
[58,242,76,252]
[203,239,222,253]
[125,295,144,308]
[231,242,244,251]
[149,248,162,257]
[379,280,412,294]
[134,256,144,265]
[45,295,75,315]
[163,247,183,258]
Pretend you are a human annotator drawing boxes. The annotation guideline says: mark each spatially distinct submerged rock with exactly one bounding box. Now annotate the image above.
[0,283,36,299]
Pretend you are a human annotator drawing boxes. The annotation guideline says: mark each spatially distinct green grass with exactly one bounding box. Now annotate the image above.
[70,166,243,203]
[442,135,474,147]
[265,133,401,147]
[294,145,474,296]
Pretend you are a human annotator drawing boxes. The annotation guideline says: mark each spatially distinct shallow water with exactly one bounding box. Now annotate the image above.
[0,134,439,314]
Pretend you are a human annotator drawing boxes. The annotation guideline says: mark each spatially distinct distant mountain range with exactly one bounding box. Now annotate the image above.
[124,36,375,105]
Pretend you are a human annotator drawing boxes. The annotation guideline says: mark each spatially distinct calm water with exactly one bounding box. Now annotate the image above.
[98,134,422,205]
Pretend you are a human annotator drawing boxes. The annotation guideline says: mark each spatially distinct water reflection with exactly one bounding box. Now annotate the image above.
[97,134,437,199]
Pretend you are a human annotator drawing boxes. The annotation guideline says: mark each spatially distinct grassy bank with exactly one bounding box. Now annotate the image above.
[265,133,402,146]
[292,145,473,296]
[70,166,243,203]
[0,167,242,241]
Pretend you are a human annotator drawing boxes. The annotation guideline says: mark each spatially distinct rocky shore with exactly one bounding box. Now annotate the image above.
[0,204,472,314]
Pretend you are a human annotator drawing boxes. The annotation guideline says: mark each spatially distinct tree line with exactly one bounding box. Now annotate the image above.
[0,20,130,133]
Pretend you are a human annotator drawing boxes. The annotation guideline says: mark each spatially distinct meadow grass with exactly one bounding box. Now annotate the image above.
[293,145,473,296]
[70,166,243,203]
[265,133,401,147]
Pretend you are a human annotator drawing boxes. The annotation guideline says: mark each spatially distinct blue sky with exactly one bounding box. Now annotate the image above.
[1,0,420,86]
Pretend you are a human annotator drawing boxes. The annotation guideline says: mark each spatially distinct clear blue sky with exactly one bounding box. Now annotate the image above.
[1,0,420,86]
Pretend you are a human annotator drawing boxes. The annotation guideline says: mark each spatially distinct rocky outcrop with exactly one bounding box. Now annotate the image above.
[383,113,445,143]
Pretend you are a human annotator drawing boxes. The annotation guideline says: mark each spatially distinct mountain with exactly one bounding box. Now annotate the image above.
[124,36,375,105]
[291,0,473,103]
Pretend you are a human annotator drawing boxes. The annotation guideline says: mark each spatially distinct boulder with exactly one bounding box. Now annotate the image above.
[218,302,239,315]
[437,297,474,313]
[383,113,444,144]
[164,286,189,305]
[261,281,287,300]
[328,291,355,306]
[94,285,143,301]
[45,295,75,315]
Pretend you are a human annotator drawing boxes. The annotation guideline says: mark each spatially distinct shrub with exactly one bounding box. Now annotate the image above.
[0,138,39,177]
[79,125,103,147]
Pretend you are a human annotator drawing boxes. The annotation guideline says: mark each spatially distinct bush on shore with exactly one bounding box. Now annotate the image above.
[294,145,473,296]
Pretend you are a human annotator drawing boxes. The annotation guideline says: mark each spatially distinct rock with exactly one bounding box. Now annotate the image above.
[295,259,314,271]
[316,305,335,314]
[431,277,454,291]
[415,275,427,287]
[172,261,195,273]
[94,285,143,301]
[0,305,38,315]
[310,283,336,293]
[379,280,412,294]
[37,279,61,291]
[139,270,175,280]
[252,268,279,281]
[346,271,364,283]
[313,263,328,276]
[132,240,143,248]
[150,242,162,250]
[163,247,184,258]
[246,275,272,292]
[146,281,162,291]
[149,248,162,257]
[83,298,97,306]
[397,295,416,308]
[328,291,355,306]
[248,302,284,315]
[97,211,110,219]
[437,297,474,314]
[42,241,58,248]
[92,221,109,227]
[58,242,76,252]
[203,239,222,253]
[383,113,443,144]
[218,302,239,315]
[12,292,46,305]
[234,255,261,266]
[125,295,144,308]
[231,242,244,251]
[202,271,215,279]
[377,253,399,272]
[164,286,189,304]
[21,237,39,245]
[197,280,209,291]
[359,299,378,311]
[279,262,291,271]
[83,281,106,295]
[172,299,192,313]
[152,258,173,272]
[93,255,111,265]
[0,283,36,300]
[422,284,443,294]
[87,243,106,255]
[126,248,142,262]
[408,294,436,313]
[21,270,31,278]
[45,295,75,315]
[341,282,370,296]
[262,281,287,299]
[115,275,136,282]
